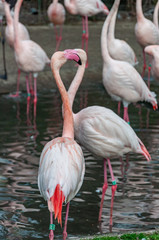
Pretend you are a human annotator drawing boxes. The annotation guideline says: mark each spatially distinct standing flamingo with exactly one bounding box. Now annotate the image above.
[153,0,159,29]
[13,0,50,117]
[38,50,85,240]
[62,48,151,229]
[64,0,109,67]
[145,45,159,82]
[135,0,159,87]
[3,0,30,97]
[107,0,137,66]
[0,0,7,80]
[101,0,157,123]
[47,0,65,51]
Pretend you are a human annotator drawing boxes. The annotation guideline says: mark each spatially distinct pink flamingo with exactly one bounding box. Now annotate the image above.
[101,0,158,124]
[107,0,138,67]
[65,48,151,230]
[153,0,159,29]
[47,0,65,51]
[38,50,85,240]
[3,0,30,97]
[64,0,109,67]
[135,0,159,87]
[145,45,159,82]
[13,0,50,117]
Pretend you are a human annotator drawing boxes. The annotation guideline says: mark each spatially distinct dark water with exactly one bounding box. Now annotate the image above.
[1,78,159,240]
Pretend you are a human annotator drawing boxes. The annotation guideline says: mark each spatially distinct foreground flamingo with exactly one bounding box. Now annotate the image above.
[47,0,65,51]
[64,48,151,229]
[101,0,157,123]
[64,0,109,67]
[3,0,30,97]
[107,0,137,66]
[38,50,85,240]
[13,0,50,117]
[135,0,159,86]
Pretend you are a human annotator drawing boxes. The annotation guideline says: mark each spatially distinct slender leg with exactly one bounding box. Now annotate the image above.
[117,101,121,115]
[33,74,38,118]
[141,49,146,79]
[29,73,34,96]
[10,69,21,97]
[55,25,62,51]
[123,106,130,124]
[107,159,117,231]
[98,158,108,222]
[63,203,70,240]
[85,16,89,68]
[0,18,7,80]
[49,212,55,240]
[81,17,86,50]
[26,75,31,119]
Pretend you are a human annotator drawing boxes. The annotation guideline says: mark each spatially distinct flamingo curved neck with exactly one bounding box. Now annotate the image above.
[51,63,74,139]
[14,0,23,48]
[64,0,78,15]
[68,64,85,110]
[107,4,118,41]
[4,2,13,25]
[153,0,159,28]
[101,0,120,64]
[136,0,144,21]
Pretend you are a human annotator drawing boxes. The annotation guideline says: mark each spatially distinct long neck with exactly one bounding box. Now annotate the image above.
[52,65,74,139]
[107,4,118,41]
[68,63,86,110]
[136,0,144,21]
[14,0,23,49]
[4,2,13,25]
[153,0,159,28]
[101,0,120,64]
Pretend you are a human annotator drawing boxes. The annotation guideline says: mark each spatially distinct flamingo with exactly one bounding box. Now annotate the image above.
[38,50,85,240]
[3,0,30,97]
[135,0,159,87]
[47,0,66,51]
[107,0,138,67]
[145,45,159,82]
[64,0,109,67]
[0,0,7,80]
[13,0,50,117]
[101,0,158,124]
[153,0,159,29]
[62,48,151,229]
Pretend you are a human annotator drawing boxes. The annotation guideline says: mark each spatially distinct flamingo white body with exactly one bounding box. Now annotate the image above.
[107,0,137,66]
[145,45,159,81]
[38,50,85,240]
[66,48,151,227]
[47,0,66,51]
[4,1,30,48]
[135,0,159,81]
[101,0,158,123]
[64,0,109,67]
[153,0,159,29]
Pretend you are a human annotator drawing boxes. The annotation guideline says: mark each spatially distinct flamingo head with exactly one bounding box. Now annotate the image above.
[64,49,82,65]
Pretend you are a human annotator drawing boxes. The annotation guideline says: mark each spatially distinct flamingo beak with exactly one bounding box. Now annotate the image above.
[64,49,82,65]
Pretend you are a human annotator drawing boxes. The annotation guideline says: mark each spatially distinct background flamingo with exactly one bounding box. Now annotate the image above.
[3,0,30,97]
[64,0,109,67]
[64,48,151,229]
[13,0,50,118]
[101,0,157,124]
[47,0,65,51]
[153,0,159,29]
[145,45,159,82]
[107,0,137,67]
[135,0,159,87]
[38,50,85,240]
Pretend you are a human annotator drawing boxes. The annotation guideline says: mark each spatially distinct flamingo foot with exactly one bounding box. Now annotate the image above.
[10,92,20,98]
[63,231,67,240]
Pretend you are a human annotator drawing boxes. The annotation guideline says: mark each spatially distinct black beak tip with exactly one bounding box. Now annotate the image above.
[78,59,82,65]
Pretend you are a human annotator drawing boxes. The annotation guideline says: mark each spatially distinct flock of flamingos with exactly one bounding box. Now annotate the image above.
[1,0,159,239]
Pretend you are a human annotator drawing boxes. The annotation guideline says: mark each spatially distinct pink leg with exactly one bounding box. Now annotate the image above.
[98,158,108,222]
[141,49,146,79]
[10,69,21,97]
[49,212,55,240]
[26,75,31,118]
[29,73,34,96]
[81,17,86,50]
[63,203,70,240]
[123,107,130,124]
[33,75,37,118]
[118,101,121,115]
[54,26,62,51]
[107,159,117,231]
[85,16,89,68]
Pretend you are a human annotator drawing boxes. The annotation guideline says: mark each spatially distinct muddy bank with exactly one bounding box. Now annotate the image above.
[0,19,143,94]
